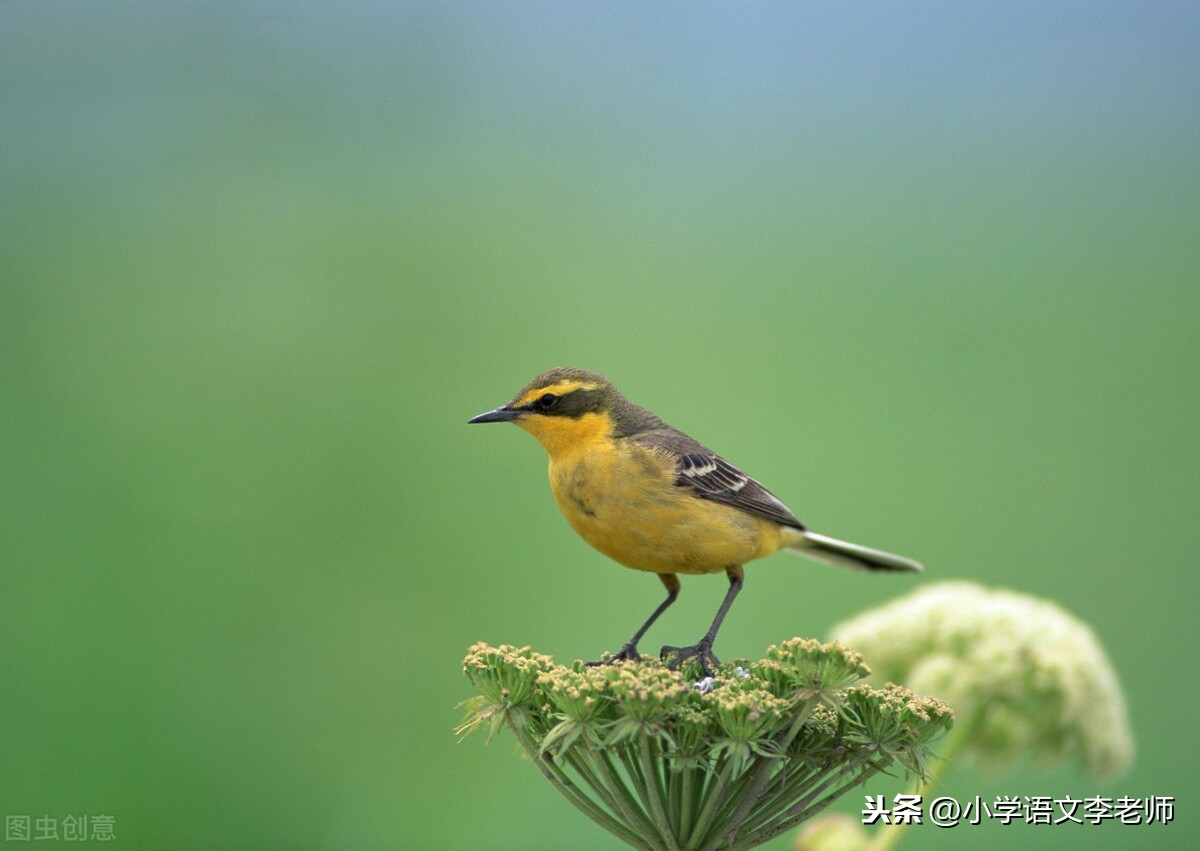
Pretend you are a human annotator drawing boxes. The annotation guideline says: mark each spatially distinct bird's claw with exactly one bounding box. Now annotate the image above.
[585,642,642,667]
[661,641,720,677]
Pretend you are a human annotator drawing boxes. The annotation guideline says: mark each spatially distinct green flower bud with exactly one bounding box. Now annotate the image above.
[461,642,554,708]
[754,638,873,705]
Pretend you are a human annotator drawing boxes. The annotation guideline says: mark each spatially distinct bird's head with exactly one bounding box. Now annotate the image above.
[468,367,651,454]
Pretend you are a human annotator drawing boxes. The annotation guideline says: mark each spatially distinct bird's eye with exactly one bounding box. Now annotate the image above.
[537,393,559,411]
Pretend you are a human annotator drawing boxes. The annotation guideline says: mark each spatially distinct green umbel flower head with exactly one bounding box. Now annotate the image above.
[458,640,951,851]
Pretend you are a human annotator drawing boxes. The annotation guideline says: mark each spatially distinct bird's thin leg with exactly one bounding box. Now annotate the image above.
[661,564,744,676]
[587,573,680,666]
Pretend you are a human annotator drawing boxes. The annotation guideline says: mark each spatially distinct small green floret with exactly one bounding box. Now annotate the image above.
[461,642,554,708]
[758,638,872,704]
[607,662,690,722]
[458,643,556,743]
[708,687,789,745]
[538,666,612,723]
[839,683,954,776]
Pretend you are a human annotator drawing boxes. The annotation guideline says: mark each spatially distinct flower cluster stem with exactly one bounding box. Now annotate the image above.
[679,766,697,840]
[685,759,735,849]
[772,763,886,844]
[639,733,681,851]
[597,748,662,847]
[720,696,817,846]
[866,706,980,851]
[737,758,886,848]
[505,715,651,849]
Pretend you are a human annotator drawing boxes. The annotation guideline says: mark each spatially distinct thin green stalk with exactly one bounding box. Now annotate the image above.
[867,707,980,851]
[667,762,683,833]
[785,752,872,821]
[562,748,628,823]
[711,753,763,815]
[692,761,712,822]
[678,764,698,841]
[737,761,887,849]
[759,760,823,813]
[735,763,824,837]
[705,753,772,845]
[505,716,651,849]
[620,747,651,805]
[640,732,681,851]
[722,697,817,845]
[684,758,735,851]
[621,746,677,851]
[651,737,672,818]
[737,748,874,847]
[793,762,887,823]
[594,747,661,848]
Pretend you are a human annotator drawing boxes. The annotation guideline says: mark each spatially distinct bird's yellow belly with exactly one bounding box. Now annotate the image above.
[548,443,783,574]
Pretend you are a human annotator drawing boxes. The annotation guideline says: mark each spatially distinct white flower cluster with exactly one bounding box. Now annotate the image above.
[830,581,1133,780]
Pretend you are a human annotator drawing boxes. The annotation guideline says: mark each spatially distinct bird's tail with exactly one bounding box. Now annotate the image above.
[784,529,923,573]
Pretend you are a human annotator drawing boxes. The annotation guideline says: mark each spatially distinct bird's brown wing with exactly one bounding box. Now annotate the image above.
[632,430,805,530]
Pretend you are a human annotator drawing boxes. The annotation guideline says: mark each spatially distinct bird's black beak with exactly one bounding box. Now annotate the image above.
[467,405,522,424]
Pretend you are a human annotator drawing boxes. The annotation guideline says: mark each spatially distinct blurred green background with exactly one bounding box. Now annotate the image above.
[2,2,1196,848]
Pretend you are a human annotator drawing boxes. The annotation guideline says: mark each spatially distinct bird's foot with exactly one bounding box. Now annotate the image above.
[661,639,720,677]
[585,642,642,667]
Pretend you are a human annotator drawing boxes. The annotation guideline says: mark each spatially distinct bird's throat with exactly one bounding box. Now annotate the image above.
[516,411,614,458]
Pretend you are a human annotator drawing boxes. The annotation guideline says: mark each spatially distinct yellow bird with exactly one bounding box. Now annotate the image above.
[469,367,921,674]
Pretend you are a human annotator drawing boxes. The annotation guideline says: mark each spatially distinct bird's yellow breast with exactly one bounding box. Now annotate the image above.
[540,429,785,575]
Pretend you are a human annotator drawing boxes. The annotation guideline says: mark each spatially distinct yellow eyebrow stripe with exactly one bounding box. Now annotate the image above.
[514,380,598,407]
